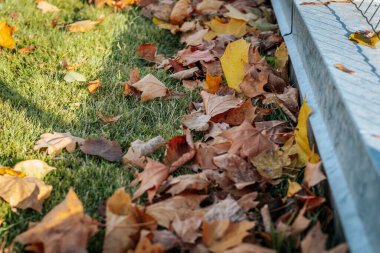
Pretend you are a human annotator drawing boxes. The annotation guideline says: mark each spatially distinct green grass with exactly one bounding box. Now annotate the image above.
[0,0,197,250]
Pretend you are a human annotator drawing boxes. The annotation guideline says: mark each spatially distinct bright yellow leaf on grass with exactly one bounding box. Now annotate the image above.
[220,38,249,91]
[295,100,320,164]
[0,21,17,49]
[205,17,247,40]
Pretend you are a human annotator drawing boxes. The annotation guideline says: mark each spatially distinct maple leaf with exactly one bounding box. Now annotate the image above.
[239,64,269,97]
[219,121,276,158]
[80,137,123,162]
[164,172,210,195]
[301,223,348,253]
[220,39,250,91]
[0,21,17,49]
[224,4,257,22]
[13,159,56,179]
[172,215,202,243]
[67,14,105,32]
[132,158,170,202]
[131,74,169,102]
[205,196,247,223]
[295,100,320,164]
[201,91,242,117]
[128,237,164,253]
[195,142,230,170]
[36,1,60,13]
[250,150,290,179]
[182,112,211,131]
[136,43,165,64]
[180,28,208,46]
[170,0,192,25]
[146,194,207,228]
[195,0,224,14]
[303,161,326,188]
[123,136,165,168]
[202,219,255,253]
[0,175,52,211]
[211,99,257,126]
[34,132,84,155]
[103,188,156,253]
[205,18,247,39]
[15,189,97,253]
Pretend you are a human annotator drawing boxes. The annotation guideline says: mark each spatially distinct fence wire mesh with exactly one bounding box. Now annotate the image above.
[351,0,380,31]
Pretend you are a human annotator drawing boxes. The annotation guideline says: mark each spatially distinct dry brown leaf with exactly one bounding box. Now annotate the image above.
[179,49,215,65]
[37,1,60,13]
[13,159,56,179]
[170,66,199,80]
[304,161,326,188]
[181,28,208,46]
[260,204,272,233]
[67,14,105,32]
[204,196,246,223]
[202,219,255,253]
[19,45,36,54]
[240,64,268,98]
[97,112,122,123]
[250,150,290,179]
[149,230,179,251]
[136,43,165,64]
[291,206,311,235]
[0,175,52,211]
[237,192,259,212]
[164,129,195,172]
[165,172,209,195]
[128,237,164,253]
[123,136,165,168]
[195,142,230,170]
[34,132,84,155]
[172,215,202,244]
[334,63,355,74]
[204,122,230,140]
[301,223,348,253]
[212,99,257,126]
[195,0,224,14]
[219,121,276,158]
[224,244,276,253]
[80,137,123,162]
[179,21,196,32]
[201,91,242,117]
[123,68,140,96]
[170,0,192,25]
[224,4,257,22]
[131,74,168,102]
[103,188,156,253]
[146,194,207,228]
[182,112,211,131]
[15,189,97,253]
[132,158,169,202]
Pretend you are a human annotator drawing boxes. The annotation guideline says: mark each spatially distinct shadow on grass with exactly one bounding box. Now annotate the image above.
[0,9,197,252]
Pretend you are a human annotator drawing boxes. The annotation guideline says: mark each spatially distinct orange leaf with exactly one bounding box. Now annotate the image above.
[204,73,221,94]
[0,21,17,49]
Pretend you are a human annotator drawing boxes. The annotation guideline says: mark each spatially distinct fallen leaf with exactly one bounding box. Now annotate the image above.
[220,38,250,91]
[224,4,257,22]
[291,206,311,235]
[133,159,169,202]
[136,43,165,64]
[182,112,211,131]
[301,223,348,253]
[164,129,195,172]
[275,42,288,71]
[205,18,247,39]
[181,28,208,46]
[237,192,259,211]
[287,180,302,197]
[64,71,87,82]
[172,215,202,243]
[0,21,16,49]
[146,194,206,228]
[224,244,276,253]
[19,45,36,54]
[179,21,196,32]
[179,49,215,65]
[152,17,179,34]
[201,91,242,117]
[202,219,255,253]
[260,204,272,233]
[67,14,105,32]
[103,188,156,253]
[37,1,60,13]
[128,237,164,253]
[15,189,97,253]
[183,79,203,90]
[131,74,168,102]
[123,68,140,96]
[170,66,199,80]
[164,172,210,195]
[149,230,179,251]
[88,79,101,93]
[205,196,246,223]
[0,175,52,211]
[300,0,350,6]
[239,64,268,98]
[80,137,123,162]
[13,159,56,179]
[97,111,122,123]
[349,30,379,48]
[170,0,192,25]
[195,0,224,14]
[304,161,326,188]
[219,121,275,158]
[34,132,84,155]
[212,99,257,126]
[204,73,222,94]
[195,142,230,170]
[334,64,355,74]
[250,150,290,179]
[295,100,320,164]
[0,167,25,177]
[123,136,166,168]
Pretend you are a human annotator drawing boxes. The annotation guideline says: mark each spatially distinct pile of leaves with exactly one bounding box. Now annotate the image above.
[0,0,349,252]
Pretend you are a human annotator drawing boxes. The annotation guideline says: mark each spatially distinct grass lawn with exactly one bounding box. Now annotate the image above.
[0,0,196,250]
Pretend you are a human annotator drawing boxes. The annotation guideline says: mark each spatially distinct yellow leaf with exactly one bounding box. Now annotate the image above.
[295,100,320,164]
[205,18,247,39]
[0,167,25,178]
[287,180,302,197]
[275,42,288,71]
[0,21,16,49]
[220,38,249,91]
[349,31,379,48]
